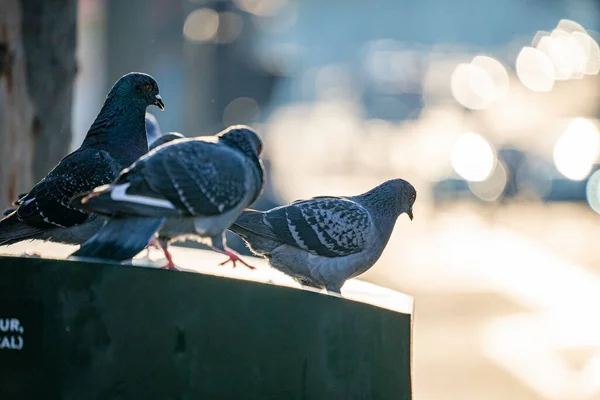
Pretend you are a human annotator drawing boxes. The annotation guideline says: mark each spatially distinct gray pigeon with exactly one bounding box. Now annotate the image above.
[69,125,264,270]
[1,113,167,219]
[0,72,164,246]
[228,179,416,294]
[145,112,163,146]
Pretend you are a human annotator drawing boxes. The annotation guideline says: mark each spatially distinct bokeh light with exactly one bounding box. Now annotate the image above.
[516,47,555,92]
[183,8,219,43]
[251,2,297,34]
[471,56,510,101]
[234,0,286,17]
[450,63,495,110]
[214,12,243,44]
[451,132,497,182]
[553,118,600,181]
[536,30,587,80]
[222,97,260,126]
[572,31,600,75]
[469,160,507,201]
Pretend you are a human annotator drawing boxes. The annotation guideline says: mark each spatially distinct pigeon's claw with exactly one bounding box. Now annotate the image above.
[142,237,160,258]
[217,249,256,270]
[156,240,180,271]
[160,261,179,271]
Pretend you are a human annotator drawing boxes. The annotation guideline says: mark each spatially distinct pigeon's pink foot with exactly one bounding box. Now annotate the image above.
[157,241,180,271]
[217,249,256,270]
[160,260,180,271]
[142,238,160,258]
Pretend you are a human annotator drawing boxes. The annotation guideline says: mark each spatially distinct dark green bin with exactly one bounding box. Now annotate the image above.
[0,256,412,399]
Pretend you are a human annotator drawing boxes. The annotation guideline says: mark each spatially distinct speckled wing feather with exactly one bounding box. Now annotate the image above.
[111,139,249,217]
[261,197,371,257]
[15,148,122,229]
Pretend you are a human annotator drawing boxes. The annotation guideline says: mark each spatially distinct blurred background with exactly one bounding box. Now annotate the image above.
[4,0,600,398]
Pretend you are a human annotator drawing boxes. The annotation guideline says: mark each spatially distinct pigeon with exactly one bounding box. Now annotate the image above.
[145,112,163,147]
[0,72,165,247]
[228,179,416,294]
[148,132,185,150]
[69,125,265,270]
[1,113,166,219]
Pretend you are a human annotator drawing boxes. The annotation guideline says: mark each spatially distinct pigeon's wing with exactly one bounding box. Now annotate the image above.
[135,140,250,216]
[15,148,122,229]
[76,140,250,218]
[247,197,371,257]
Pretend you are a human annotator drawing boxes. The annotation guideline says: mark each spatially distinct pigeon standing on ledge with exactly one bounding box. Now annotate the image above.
[228,179,416,294]
[0,72,165,246]
[70,125,264,270]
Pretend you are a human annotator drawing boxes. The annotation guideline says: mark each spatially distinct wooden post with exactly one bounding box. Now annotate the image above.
[0,0,77,208]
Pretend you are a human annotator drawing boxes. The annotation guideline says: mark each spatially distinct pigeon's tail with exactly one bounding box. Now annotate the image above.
[71,216,165,261]
[0,212,45,246]
[229,210,281,255]
[70,186,113,216]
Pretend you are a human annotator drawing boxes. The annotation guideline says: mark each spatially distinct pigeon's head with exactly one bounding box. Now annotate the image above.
[112,72,165,111]
[149,132,185,151]
[218,125,263,160]
[370,179,416,220]
[403,181,417,220]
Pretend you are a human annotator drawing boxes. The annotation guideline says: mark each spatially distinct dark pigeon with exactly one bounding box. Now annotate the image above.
[70,125,264,270]
[0,72,165,247]
[229,179,416,294]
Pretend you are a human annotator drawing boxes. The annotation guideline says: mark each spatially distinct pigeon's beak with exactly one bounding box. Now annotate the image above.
[154,94,165,111]
[407,207,413,221]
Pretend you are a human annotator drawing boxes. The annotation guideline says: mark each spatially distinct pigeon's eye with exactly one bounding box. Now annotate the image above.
[408,194,415,201]
[256,144,263,154]
[144,84,152,92]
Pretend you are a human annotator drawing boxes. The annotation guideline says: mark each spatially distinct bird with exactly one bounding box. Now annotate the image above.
[145,112,163,147]
[148,131,185,150]
[0,72,165,247]
[69,125,265,270]
[228,179,416,294]
[1,113,167,220]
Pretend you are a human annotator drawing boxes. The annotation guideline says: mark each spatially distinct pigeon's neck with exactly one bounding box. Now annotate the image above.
[248,159,265,204]
[353,186,401,235]
[223,138,265,203]
[82,95,149,166]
